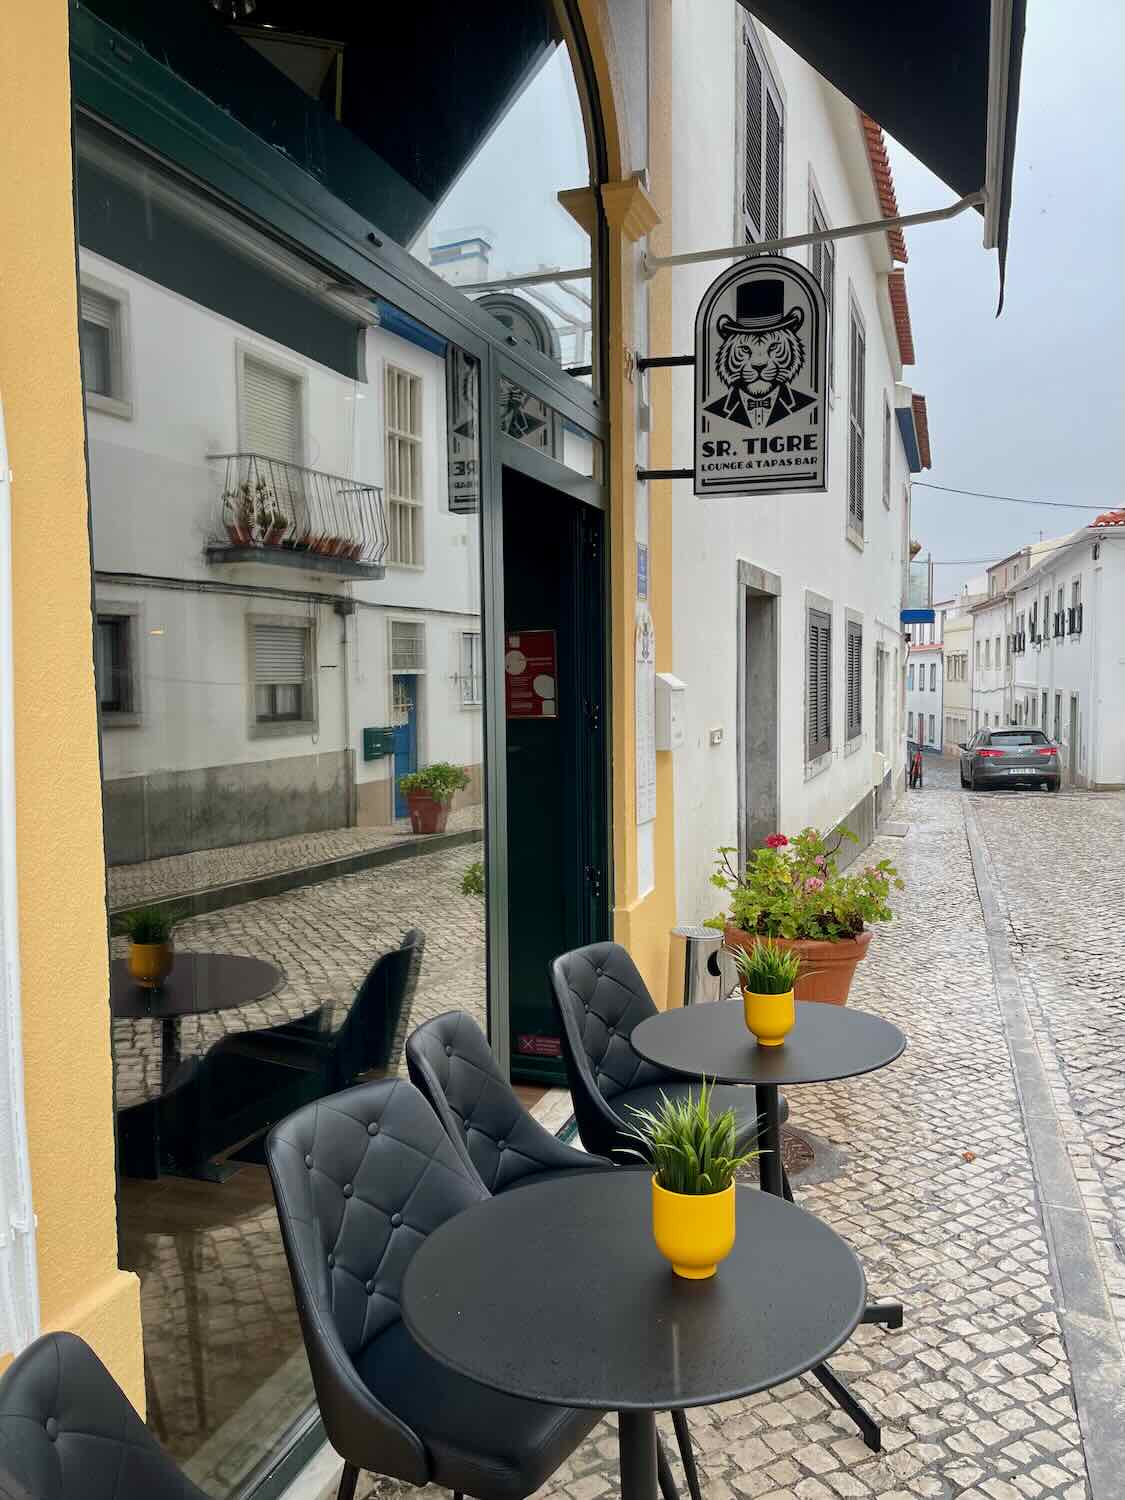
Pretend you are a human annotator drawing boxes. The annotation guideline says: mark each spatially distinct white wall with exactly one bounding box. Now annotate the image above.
[969,598,1010,731]
[669,3,908,922]
[906,646,942,748]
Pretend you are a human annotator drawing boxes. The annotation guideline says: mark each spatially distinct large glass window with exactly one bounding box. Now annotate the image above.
[76,117,487,1496]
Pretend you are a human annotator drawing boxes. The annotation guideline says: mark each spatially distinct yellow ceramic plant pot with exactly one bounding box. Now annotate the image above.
[651,1177,736,1280]
[128,940,173,990]
[742,988,795,1046]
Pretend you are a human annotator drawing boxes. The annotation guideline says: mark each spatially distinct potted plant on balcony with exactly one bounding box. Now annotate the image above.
[398,762,471,834]
[708,827,902,1006]
[223,482,256,546]
[729,939,803,1047]
[623,1082,760,1280]
[121,905,182,990]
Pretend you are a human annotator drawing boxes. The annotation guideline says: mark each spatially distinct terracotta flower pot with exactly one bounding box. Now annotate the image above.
[226,523,252,546]
[724,925,872,1006]
[405,791,451,835]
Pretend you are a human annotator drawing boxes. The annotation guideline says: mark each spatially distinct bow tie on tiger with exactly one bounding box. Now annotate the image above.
[702,277,817,433]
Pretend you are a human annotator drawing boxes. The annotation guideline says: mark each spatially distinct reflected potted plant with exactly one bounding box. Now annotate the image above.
[709,827,902,1006]
[223,482,256,546]
[729,939,802,1047]
[623,1082,760,1280]
[398,762,471,834]
[121,905,182,990]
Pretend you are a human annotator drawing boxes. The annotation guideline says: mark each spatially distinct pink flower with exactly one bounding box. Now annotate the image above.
[814,854,827,868]
[764,834,789,848]
[805,876,825,893]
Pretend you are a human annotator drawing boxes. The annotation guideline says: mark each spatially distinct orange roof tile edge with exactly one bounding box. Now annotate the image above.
[1093,508,1125,526]
[911,394,932,470]
[889,269,915,367]
[859,113,908,263]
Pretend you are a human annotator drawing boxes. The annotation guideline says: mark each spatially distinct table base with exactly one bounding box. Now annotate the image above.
[755,1082,903,1455]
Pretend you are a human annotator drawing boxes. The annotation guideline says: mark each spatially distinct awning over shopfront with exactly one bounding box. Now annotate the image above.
[739,0,1026,301]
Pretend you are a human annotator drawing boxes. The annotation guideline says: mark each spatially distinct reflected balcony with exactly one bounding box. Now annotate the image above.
[906,558,931,611]
[206,453,388,579]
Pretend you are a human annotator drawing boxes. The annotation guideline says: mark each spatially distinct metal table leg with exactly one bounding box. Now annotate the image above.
[619,1410,659,1500]
[754,1083,784,1196]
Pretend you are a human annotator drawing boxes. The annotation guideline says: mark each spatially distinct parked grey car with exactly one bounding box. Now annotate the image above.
[959,728,1061,791]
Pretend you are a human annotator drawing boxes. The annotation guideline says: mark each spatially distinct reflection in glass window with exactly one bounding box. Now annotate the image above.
[386,365,424,565]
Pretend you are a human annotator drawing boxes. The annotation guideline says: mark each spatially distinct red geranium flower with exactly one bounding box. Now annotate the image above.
[764,833,789,848]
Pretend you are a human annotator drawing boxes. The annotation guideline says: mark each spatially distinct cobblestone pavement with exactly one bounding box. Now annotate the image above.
[107,804,483,909]
[333,771,1101,1500]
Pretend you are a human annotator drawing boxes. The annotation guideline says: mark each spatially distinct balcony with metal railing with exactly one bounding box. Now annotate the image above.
[206,454,389,579]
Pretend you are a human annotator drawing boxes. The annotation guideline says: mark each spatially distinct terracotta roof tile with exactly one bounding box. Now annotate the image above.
[888,270,915,366]
[859,113,908,263]
[1093,508,1125,526]
[911,394,932,470]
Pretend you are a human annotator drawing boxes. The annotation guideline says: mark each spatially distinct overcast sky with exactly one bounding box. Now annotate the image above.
[886,0,1125,602]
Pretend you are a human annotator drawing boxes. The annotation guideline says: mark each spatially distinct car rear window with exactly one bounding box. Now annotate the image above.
[990,731,1049,746]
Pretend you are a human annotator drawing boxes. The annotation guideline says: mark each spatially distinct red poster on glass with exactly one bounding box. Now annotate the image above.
[505,629,558,719]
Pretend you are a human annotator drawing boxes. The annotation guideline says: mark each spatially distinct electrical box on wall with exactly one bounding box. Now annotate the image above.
[363,727,395,761]
[654,673,686,751]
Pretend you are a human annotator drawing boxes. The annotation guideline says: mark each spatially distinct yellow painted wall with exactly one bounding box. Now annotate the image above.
[0,0,143,1401]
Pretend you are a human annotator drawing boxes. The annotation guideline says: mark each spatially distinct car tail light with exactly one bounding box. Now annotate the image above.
[1036,746,1057,756]
[976,748,1003,758]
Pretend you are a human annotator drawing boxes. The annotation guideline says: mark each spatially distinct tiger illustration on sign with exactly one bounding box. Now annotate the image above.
[701,276,817,431]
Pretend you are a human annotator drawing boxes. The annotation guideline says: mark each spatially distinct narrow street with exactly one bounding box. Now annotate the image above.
[342,764,1123,1500]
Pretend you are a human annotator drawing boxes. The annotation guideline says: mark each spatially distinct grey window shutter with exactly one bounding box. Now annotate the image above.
[763,93,783,241]
[846,622,863,739]
[744,34,763,237]
[808,609,832,759]
[254,624,307,684]
[243,355,302,463]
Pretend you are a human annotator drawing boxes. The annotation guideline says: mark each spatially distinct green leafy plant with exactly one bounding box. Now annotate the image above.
[120,905,182,944]
[398,762,471,803]
[707,826,903,942]
[622,1081,762,1195]
[461,860,485,896]
[729,938,801,994]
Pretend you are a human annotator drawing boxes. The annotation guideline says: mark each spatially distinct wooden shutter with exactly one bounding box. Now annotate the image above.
[848,315,866,529]
[807,609,832,759]
[846,620,862,740]
[763,93,783,241]
[242,355,302,463]
[253,624,307,684]
[743,32,763,238]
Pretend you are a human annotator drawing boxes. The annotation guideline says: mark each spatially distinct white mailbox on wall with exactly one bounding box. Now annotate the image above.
[654,673,686,751]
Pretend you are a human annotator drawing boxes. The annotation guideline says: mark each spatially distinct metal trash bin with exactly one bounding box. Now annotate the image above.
[666,925,724,1008]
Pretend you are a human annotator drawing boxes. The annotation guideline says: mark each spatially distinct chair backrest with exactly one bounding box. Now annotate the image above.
[330,929,425,1084]
[549,942,671,1160]
[265,1077,484,1483]
[0,1331,208,1500]
[405,1011,605,1193]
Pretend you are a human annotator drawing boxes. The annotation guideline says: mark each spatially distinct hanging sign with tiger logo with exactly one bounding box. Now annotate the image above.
[694,256,828,496]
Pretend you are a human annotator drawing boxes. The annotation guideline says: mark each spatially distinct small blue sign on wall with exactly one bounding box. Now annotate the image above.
[636,542,649,601]
[900,608,935,624]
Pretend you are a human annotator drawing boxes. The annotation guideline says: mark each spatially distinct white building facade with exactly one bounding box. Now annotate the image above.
[668,4,928,920]
[906,643,942,751]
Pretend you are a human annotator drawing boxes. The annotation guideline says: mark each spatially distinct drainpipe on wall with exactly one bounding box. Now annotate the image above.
[0,396,40,1355]
[335,598,356,826]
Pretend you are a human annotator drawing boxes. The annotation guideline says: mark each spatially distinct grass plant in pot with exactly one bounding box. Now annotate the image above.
[398,762,471,834]
[121,905,181,989]
[624,1083,761,1280]
[709,827,902,1006]
[729,939,802,1047]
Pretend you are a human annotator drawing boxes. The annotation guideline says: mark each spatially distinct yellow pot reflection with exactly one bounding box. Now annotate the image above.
[128,941,173,990]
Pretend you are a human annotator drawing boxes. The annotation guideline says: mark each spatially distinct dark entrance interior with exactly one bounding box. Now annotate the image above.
[502,467,608,1084]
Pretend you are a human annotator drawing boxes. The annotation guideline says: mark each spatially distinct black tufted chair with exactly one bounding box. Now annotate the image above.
[0,1330,209,1499]
[549,941,787,1164]
[265,1078,603,1500]
[405,1011,610,1194]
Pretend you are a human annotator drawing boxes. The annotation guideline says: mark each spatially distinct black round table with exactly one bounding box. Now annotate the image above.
[631,997,906,1453]
[111,952,285,1088]
[403,1170,866,1500]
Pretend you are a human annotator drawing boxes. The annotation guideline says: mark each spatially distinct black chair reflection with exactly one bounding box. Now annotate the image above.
[118,930,424,1180]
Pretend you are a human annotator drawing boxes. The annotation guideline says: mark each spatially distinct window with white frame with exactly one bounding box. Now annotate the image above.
[928,714,935,744]
[847,303,865,537]
[929,662,936,692]
[79,282,132,418]
[907,663,914,691]
[390,619,425,672]
[94,611,138,722]
[252,621,314,727]
[386,365,424,566]
[845,619,863,742]
[809,184,835,389]
[742,23,784,244]
[459,630,483,707]
[907,710,914,738]
[881,395,892,509]
[806,606,832,760]
[240,350,303,464]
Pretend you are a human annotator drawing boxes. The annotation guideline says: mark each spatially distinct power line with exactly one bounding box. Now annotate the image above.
[926,534,1125,566]
[913,481,1107,511]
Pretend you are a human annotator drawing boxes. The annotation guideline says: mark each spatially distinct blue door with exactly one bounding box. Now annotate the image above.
[392,675,418,818]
